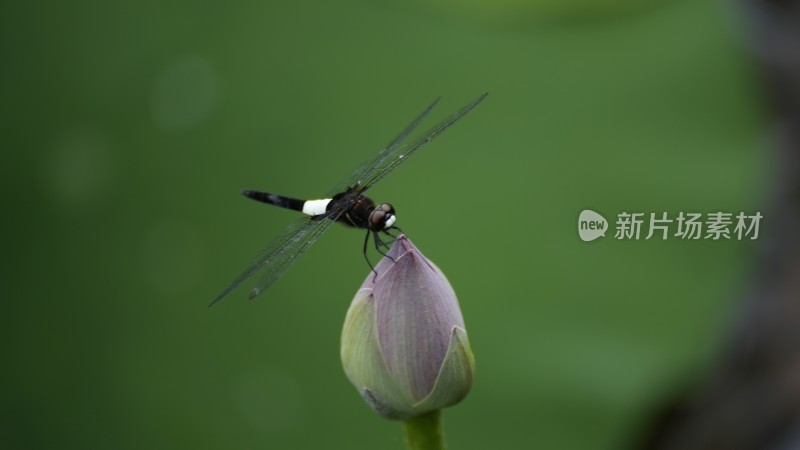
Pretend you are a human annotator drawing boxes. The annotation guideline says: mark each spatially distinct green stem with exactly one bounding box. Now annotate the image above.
[403,410,445,450]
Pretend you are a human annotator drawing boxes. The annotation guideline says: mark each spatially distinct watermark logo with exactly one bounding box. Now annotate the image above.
[578,209,608,242]
[579,210,763,242]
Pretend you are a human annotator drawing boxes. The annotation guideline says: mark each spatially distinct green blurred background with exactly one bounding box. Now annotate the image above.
[1,0,764,448]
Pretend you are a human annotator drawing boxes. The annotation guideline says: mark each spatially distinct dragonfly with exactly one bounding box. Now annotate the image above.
[211,93,487,305]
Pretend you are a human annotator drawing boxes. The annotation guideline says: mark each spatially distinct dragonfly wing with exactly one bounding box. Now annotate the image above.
[210,214,336,305]
[246,215,338,299]
[326,97,441,196]
[358,93,487,191]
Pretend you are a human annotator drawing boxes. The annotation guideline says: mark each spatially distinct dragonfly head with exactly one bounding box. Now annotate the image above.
[369,203,396,231]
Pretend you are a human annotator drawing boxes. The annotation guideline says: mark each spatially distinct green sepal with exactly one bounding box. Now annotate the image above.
[412,326,474,412]
[340,288,416,420]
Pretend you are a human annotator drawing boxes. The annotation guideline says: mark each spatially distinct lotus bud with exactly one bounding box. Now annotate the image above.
[340,235,474,420]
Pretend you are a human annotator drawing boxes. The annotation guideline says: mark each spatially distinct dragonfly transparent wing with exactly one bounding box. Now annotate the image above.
[210,214,337,305]
[357,93,487,191]
[326,97,441,196]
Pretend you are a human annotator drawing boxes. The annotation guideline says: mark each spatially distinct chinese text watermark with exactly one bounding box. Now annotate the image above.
[578,209,762,242]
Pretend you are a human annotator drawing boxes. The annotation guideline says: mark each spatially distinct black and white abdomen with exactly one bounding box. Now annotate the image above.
[301,199,332,216]
[243,190,331,217]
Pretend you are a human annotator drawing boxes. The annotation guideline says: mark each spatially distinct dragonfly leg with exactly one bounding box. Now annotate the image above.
[380,227,401,250]
[373,231,396,261]
[363,230,378,279]
[383,226,402,238]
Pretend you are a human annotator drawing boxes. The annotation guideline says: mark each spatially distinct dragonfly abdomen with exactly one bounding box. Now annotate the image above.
[242,190,331,216]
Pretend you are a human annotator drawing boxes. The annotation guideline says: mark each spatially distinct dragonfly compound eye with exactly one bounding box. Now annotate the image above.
[370,203,396,231]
